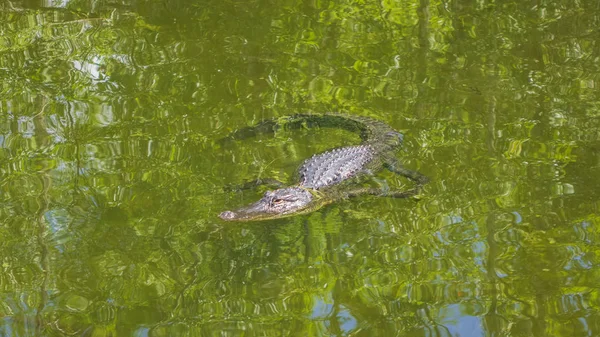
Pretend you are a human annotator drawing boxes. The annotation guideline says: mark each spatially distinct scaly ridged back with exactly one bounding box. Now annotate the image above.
[298,145,374,190]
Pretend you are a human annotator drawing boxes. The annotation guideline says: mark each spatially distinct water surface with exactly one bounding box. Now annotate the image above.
[1,0,599,336]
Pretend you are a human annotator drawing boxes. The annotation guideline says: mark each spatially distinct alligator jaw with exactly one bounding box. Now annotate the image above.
[218,198,278,221]
[219,187,315,222]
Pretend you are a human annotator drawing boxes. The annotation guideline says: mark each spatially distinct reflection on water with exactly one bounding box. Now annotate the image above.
[1,0,599,336]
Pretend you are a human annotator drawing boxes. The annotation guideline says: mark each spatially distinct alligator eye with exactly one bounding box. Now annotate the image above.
[272,198,284,204]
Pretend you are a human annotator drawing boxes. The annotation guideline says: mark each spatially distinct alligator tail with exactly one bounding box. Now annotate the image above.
[223,113,399,144]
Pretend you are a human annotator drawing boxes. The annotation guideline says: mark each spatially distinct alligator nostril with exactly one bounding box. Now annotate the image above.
[219,211,236,220]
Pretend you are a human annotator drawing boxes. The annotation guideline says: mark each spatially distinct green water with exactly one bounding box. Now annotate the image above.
[1,0,599,336]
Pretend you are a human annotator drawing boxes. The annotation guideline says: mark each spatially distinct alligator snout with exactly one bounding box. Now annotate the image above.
[219,211,236,220]
[219,187,314,221]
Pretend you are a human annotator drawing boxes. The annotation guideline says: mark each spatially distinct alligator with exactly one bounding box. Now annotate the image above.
[219,113,428,221]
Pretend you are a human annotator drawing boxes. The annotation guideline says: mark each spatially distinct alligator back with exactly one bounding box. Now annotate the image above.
[298,145,374,190]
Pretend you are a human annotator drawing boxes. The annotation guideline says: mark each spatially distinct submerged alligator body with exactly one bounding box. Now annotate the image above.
[219,114,428,221]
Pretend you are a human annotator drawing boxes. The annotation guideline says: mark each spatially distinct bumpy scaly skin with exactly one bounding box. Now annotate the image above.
[299,145,374,189]
[219,114,425,221]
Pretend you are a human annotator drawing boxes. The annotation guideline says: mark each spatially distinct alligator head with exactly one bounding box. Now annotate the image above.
[219,187,316,221]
